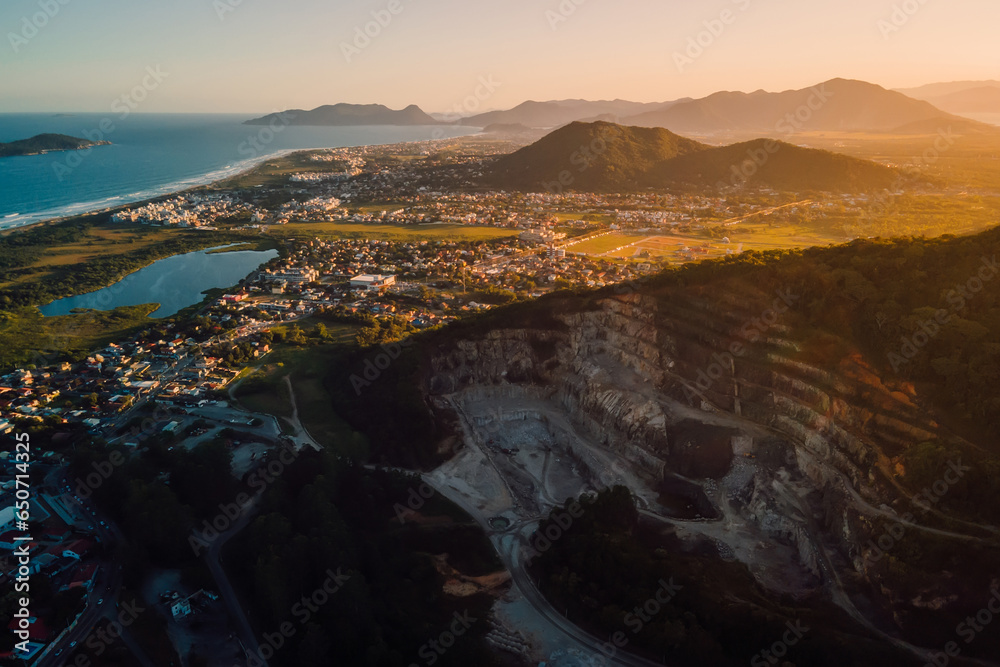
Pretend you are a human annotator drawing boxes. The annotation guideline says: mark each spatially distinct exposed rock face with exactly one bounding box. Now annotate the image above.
[425,284,950,590]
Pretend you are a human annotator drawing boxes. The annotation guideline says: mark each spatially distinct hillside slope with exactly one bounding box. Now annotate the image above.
[488,121,708,192]
[645,138,902,191]
[488,121,901,193]
[333,225,1000,665]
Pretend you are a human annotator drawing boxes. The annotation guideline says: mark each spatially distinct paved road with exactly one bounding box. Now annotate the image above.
[419,472,669,667]
[204,499,267,667]
[35,467,156,667]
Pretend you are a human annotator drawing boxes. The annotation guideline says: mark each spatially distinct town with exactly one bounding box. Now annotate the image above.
[0,138,900,663]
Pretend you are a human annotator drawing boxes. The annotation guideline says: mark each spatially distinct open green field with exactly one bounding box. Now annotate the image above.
[210,151,351,190]
[789,130,1000,189]
[567,234,648,255]
[235,321,367,454]
[0,222,235,290]
[270,220,517,242]
[0,305,158,370]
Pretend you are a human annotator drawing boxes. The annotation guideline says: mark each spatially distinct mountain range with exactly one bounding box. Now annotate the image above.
[620,78,978,135]
[244,103,439,127]
[456,99,681,129]
[896,80,1000,114]
[488,121,903,193]
[245,79,998,134]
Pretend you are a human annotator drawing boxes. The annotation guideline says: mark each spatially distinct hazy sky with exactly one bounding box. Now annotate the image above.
[1,0,997,114]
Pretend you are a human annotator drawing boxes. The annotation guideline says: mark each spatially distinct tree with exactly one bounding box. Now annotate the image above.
[315,323,332,342]
[286,325,307,345]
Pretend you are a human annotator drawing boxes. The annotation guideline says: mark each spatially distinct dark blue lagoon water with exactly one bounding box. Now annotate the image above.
[39,245,279,318]
[0,113,475,229]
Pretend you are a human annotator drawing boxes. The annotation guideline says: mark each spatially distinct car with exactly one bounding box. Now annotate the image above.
[100,521,107,527]
[98,598,104,605]
[69,640,77,647]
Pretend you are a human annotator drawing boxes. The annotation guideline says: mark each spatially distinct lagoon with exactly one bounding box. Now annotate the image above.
[39,245,278,318]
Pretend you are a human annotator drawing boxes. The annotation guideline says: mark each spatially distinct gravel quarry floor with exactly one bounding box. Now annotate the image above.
[426,386,826,665]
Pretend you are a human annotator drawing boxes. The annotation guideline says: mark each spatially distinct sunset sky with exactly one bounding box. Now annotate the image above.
[2,0,997,114]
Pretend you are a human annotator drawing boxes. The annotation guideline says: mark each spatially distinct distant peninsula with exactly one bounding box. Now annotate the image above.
[244,103,440,127]
[0,133,111,158]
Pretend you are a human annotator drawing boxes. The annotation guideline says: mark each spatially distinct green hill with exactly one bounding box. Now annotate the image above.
[0,133,109,158]
[488,121,708,192]
[646,138,903,192]
[487,121,902,193]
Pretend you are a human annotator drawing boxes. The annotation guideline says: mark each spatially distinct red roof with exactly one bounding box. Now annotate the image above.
[64,538,95,554]
[7,616,51,640]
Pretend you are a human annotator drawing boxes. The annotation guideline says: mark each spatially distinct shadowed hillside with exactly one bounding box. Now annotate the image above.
[487,121,902,193]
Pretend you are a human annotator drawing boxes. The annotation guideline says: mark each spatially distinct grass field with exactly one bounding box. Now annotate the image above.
[0,304,158,370]
[211,151,351,190]
[234,321,368,455]
[567,234,648,255]
[0,224,204,290]
[270,220,517,242]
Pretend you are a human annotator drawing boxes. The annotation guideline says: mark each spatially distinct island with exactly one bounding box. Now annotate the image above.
[0,133,111,158]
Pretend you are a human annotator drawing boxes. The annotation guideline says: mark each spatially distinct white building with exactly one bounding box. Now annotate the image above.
[350,274,397,291]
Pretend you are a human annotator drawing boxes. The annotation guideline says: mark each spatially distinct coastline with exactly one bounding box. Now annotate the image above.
[0,128,481,236]
[0,147,302,235]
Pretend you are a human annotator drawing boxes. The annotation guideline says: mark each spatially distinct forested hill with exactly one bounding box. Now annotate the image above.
[333,223,1000,499]
[486,121,902,193]
[0,133,109,157]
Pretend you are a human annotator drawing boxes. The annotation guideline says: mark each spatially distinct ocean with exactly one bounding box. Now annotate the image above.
[0,113,476,230]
